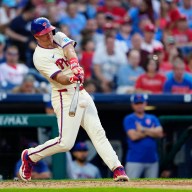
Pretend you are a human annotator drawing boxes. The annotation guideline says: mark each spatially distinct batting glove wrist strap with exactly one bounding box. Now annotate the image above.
[69,75,84,84]
[69,58,79,70]
[69,76,79,84]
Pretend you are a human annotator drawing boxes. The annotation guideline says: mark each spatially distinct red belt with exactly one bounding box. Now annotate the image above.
[58,86,84,92]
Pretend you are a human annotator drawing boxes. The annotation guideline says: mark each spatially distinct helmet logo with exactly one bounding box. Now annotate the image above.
[42,22,47,27]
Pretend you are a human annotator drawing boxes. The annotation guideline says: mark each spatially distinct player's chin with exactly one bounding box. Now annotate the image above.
[47,36,53,43]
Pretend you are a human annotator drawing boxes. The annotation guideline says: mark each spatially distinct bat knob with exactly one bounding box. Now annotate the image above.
[69,112,75,117]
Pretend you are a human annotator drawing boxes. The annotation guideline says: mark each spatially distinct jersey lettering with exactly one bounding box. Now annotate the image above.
[55,58,69,70]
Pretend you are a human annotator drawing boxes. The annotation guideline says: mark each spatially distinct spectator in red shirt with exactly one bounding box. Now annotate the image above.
[135,55,166,94]
[171,14,192,48]
[158,0,171,30]
[157,0,180,31]
[80,38,95,80]
[97,0,126,23]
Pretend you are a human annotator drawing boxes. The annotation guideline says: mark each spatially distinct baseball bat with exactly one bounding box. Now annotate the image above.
[69,81,80,117]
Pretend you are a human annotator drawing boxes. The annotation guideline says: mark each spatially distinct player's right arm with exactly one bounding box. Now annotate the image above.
[53,72,78,85]
[33,53,79,85]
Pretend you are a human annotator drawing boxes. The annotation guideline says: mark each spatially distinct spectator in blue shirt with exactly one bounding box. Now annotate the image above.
[70,142,101,179]
[164,58,192,94]
[116,49,144,94]
[179,0,192,29]
[6,1,36,63]
[14,142,51,179]
[123,94,163,178]
[128,1,157,34]
[59,3,87,39]
[86,0,98,19]
[116,20,132,49]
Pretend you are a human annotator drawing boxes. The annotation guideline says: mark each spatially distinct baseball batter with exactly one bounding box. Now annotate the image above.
[19,17,129,182]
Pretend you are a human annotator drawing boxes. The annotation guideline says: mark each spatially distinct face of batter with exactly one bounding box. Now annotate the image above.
[35,31,54,48]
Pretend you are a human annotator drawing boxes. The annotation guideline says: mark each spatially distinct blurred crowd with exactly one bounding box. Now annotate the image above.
[1,0,192,94]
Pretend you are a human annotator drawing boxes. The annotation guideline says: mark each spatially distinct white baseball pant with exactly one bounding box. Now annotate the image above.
[27,89,121,171]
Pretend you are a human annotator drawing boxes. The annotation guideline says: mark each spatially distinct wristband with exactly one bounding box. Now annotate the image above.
[69,58,79,70]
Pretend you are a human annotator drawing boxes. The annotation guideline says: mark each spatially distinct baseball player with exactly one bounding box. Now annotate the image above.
[19,17,129,182]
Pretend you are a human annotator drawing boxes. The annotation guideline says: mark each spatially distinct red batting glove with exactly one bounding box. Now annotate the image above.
[69,75,84,84]
[69,58,79,70]
[69,76,79,84]
[73,66,84,77]
[69,58,84,79]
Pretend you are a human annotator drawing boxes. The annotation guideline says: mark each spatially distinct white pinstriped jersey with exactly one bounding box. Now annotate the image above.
[33,32,76,91]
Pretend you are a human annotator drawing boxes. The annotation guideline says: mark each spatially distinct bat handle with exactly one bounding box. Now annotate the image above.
[77,80,81,87]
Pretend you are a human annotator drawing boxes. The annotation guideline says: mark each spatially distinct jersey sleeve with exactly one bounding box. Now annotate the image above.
[33,56,61,79]
[123,116,136,132]
[53,32,76,48]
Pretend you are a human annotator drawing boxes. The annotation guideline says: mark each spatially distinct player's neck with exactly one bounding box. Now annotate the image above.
[38,41,57,49]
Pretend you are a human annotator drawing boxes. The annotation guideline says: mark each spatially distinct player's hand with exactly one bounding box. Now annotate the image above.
[77,74,84,84]
[73,66,84,77]
[69,75,84,84]
[69,76,79,84]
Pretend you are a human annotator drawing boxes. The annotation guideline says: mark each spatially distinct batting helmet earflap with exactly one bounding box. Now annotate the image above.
[31,17,55,36]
